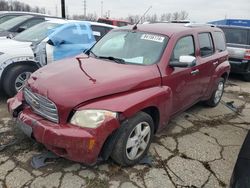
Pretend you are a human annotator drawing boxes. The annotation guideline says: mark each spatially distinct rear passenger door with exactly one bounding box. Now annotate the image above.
[196,32,219,95]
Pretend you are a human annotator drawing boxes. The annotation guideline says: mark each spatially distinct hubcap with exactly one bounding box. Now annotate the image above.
[15,72,32,92]
[214,81,224,104]
[126,122,151,160]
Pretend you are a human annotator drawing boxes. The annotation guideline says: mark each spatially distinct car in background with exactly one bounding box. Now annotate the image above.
[208,19,250,81]
[0,14,60,37]
[0,11,56,24]
[218,25,250,81]
[97,18,130,27]
[0,19,115,96]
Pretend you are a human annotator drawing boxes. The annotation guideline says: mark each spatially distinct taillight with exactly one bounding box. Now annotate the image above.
[244,49,250,60]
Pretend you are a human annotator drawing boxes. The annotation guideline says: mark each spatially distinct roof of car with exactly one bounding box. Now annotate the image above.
[0,11,58,17]
[119,23,222,36]
[88,21,117,28]
[46,19,117,28]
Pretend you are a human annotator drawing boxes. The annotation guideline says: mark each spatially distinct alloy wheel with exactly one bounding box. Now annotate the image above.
[126,121,151,160]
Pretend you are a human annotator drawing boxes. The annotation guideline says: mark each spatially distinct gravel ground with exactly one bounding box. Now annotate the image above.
[0,76,249,188]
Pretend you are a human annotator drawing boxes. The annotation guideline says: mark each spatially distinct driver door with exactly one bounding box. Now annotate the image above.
[163,35,202,115]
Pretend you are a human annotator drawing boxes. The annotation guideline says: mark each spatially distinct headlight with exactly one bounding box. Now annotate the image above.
[70,110,117,128]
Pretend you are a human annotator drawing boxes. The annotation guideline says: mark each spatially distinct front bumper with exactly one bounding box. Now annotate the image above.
[7,94,120,165]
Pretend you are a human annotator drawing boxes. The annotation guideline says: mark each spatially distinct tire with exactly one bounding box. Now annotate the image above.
[205,77,225,107]
[3,65,37,97]
[111,112,154,166]
[243,74,250,82]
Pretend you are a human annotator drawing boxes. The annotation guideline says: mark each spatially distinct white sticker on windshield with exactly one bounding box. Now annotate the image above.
[141,34,164,43]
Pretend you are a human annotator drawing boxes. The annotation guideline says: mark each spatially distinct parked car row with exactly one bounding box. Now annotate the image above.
[7,22,230,166]
[0,13,116,97]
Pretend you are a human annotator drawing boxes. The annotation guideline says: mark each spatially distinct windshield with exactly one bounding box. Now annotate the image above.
[221,27,249,45]
[0,15,18,24]
[0,15,33,31]
[91,30,169,65]
[14,22,61,43]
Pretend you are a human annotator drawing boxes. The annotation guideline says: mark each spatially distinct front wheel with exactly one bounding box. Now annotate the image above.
[205,77,225,107]
[111,112,154,166]
[3,65,37,97]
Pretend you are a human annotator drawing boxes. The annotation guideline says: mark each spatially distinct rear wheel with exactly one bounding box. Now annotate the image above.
[111,112,154,166]
[3,65,37,97]
[205,77,225,107]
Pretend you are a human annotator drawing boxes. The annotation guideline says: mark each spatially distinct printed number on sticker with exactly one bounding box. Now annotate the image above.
[141,34,164,43]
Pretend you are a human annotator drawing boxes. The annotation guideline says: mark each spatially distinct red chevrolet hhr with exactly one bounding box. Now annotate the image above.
[8,23,230,166]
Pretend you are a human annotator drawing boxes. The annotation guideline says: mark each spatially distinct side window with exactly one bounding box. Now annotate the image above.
[18,18,44,29]
[91,25,107,41]
[198,33,214,57]
[171,36,195,61]
[213,32,226,52]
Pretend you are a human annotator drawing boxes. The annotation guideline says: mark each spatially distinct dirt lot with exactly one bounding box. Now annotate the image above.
[0,76,250,188]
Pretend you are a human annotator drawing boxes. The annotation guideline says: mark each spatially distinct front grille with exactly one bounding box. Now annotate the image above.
[23,88,59,123]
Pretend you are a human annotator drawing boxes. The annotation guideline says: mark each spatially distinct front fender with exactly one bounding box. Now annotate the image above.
[0,56,36,80]
[78,86,172,131]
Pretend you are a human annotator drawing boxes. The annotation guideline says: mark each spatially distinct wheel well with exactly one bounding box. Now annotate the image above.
[221,72,228,80]
[0,61,39,87]
[141,106,160,133]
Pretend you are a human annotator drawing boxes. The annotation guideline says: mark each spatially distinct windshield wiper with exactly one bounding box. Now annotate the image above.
[98,56,126,64]
[89,50,98,57]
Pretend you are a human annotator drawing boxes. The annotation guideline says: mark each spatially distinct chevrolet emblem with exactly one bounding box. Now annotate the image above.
[31,99,40,109]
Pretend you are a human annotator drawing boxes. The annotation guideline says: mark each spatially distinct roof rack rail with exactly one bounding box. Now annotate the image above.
[184,23,216,27]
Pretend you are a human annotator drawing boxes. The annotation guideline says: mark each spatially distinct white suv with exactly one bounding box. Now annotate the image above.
[0,19,116,96]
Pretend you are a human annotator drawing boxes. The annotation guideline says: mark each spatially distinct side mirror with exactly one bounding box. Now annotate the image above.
[17,26,27,33]
[6,33,14,39]
[169,55,196,68]
[48,37,65,47]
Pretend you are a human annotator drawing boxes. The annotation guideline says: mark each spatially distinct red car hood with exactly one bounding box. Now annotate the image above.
[27,56,161,121]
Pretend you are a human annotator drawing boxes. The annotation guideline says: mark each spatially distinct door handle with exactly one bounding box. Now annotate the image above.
[190,69,199,75]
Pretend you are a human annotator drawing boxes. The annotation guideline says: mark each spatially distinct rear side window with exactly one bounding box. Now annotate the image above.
[171,35,195,61]
[213,32,226,52]
[221,27,249,45]
[198,33,214,57]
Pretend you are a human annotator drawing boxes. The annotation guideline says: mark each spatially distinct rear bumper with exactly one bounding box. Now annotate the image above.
[229,59,250,75]
[7,94,120,165]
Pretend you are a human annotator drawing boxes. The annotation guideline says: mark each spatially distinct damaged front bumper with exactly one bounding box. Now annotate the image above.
[7,92,120,165]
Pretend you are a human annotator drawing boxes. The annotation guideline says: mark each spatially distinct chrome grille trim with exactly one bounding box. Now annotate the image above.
[23,88,59,123]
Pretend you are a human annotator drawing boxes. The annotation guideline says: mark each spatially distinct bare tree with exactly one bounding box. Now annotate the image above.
[172,12,180,20]
[179,10,188,20]
[160,13,172,21]
[0,0,45,13]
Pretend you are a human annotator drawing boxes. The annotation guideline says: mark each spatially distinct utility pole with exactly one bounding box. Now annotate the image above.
[61,0,66,18]
[55,5,58,17]
[83,0,86,17]
[101,1,103,17]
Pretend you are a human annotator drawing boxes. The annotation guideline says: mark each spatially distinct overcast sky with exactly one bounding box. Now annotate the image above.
[16,0,250,22]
